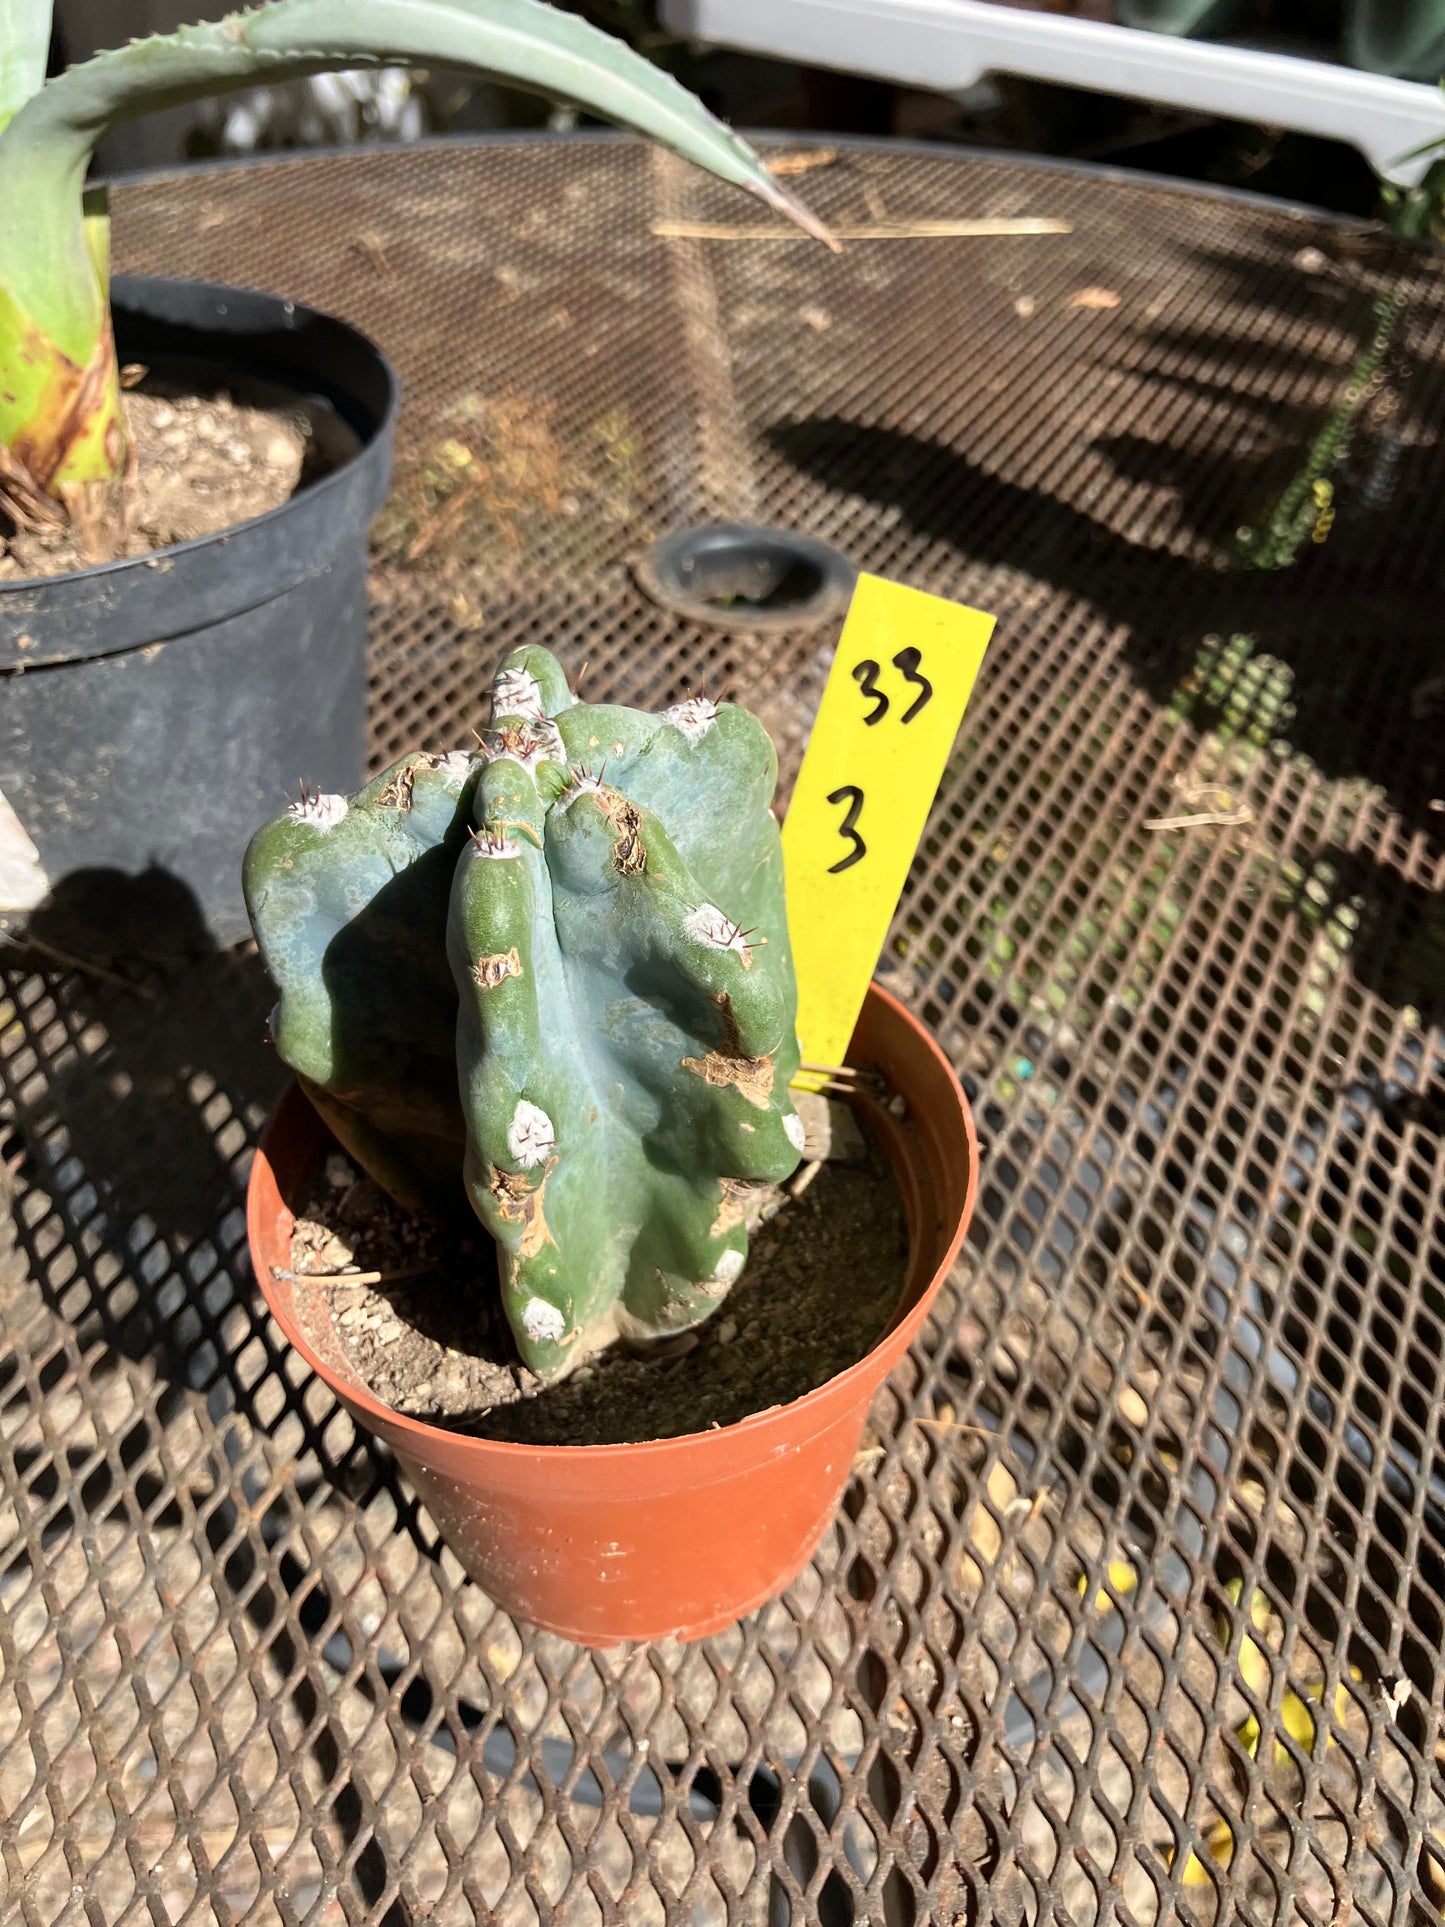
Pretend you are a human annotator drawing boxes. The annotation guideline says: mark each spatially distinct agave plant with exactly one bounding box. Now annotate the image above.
[0,0,823,531]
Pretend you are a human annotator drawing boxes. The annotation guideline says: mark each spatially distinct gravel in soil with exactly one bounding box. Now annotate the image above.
[0,371,357,579]
[287,1122,909,1447]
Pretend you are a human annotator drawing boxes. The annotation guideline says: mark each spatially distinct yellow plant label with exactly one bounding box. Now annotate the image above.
[782,573,994,1083]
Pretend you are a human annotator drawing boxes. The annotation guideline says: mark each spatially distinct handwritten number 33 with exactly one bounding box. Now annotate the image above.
[826,649,935,872]
[850,647,933,726]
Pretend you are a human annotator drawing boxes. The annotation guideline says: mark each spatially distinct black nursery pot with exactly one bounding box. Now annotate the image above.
[0,274,397,952]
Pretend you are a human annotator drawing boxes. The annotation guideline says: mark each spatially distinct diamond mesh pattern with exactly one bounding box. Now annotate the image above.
[3,135,1443,1924]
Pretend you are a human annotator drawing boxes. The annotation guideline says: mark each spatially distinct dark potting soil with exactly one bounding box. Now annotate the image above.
[286,1124,909,1447]
[0,371,357,579]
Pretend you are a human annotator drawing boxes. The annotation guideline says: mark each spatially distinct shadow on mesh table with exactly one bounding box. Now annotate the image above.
[0,864,888,1925]
[766,408,1445,847]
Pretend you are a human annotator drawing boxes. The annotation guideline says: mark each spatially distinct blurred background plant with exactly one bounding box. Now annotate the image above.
[47,0,1438,229]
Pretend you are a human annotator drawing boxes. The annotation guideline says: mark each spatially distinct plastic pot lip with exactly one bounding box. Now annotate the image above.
[248,982,978,1465]
[0,272,399,598]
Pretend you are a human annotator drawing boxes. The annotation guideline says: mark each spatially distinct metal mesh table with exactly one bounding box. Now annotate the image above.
[4,134,1445,1926]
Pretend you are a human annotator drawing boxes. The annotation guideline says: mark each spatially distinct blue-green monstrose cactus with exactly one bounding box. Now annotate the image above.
[245,646,804,1378]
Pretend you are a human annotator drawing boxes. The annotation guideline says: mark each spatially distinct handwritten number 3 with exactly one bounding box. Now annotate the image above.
[851,651,933,726]
[892,646,933,723]
[851,659,888,724]
[826,786,867,873]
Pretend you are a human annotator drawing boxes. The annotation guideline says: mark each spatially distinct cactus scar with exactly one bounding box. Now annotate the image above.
[478,719,563,772]
[472,947,522,990]
[682,1046,775,1107]
[490,1163,556,1258]
[376,761,419,810]
[710,1178,753,1236]
[592,785,646,875]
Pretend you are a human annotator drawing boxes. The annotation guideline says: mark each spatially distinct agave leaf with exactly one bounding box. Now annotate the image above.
[0,0,826,505]
[1347,3,1445,80]
[0,0,51,133]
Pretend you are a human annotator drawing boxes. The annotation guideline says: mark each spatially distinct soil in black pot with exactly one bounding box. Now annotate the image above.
[285,1115,909,1447]
[0,369,359,579]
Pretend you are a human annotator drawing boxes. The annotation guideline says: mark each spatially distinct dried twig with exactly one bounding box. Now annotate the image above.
[405,472,487,563]
[0,931,156,998]
[766,147,840,177]
[1005,1486,1056,1523]
[1176,784,1237,806]
[651,217,1071,243]
[271,1263,431,1287]
[352,230,394,279]
[1114,1268,1153,1309]
[791,1078,865,1103]
[785,1160,824,1203]
[1143,807,1254,832]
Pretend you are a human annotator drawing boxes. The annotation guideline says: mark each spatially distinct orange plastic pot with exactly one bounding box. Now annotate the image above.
[247,983,977,1645]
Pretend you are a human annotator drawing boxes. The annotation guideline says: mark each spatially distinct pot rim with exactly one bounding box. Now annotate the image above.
[0,272,399,599]
[247,981,977,1462]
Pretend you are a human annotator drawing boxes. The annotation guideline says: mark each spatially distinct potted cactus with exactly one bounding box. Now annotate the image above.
[0,0,819,950]
[245,645,978,1643]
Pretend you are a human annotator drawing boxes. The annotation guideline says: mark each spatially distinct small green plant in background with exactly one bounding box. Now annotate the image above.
[0,0,821,534]
[1168,633,1297,745]
[1233,128,1445,574]
[245,645,805,1380]
[1231,295,1401,573]
[1381,140,1445,245]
